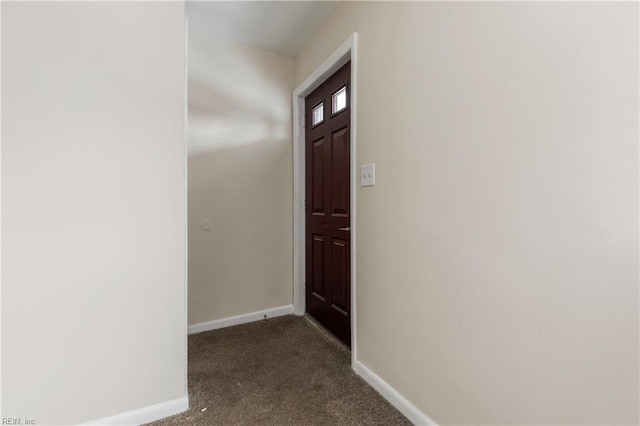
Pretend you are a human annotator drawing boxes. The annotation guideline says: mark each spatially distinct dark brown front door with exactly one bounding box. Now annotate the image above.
[305,62,351,347]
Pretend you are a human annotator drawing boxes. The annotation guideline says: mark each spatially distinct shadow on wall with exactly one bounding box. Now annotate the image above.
[188,37,291,154]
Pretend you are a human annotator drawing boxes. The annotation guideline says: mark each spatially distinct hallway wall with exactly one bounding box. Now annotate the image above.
[2,2,187,423]
[188,36,294,325]
[295,2,639,424]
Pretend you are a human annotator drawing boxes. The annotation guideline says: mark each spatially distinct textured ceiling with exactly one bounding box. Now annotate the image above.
[186,1,339,57]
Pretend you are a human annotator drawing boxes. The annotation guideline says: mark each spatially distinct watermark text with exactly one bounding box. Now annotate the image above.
[1,418,36,425]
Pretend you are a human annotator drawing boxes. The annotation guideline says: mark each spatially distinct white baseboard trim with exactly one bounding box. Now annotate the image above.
[188,304,294,335]
[353,361,437,426]
[82,395,188,426]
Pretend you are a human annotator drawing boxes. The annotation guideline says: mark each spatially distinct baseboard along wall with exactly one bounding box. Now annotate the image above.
[188,305,295,335]
[353,361,437,426]
[82,396,188,426]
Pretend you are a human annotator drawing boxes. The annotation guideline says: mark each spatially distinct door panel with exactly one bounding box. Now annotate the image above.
[331,127,349,217]
[311,138,325,215]
[312,234,325,300]
[330,237,349,313]
[305,62,351,347]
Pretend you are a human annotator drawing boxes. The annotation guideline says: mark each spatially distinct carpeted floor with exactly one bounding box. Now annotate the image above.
[149,315,411,425]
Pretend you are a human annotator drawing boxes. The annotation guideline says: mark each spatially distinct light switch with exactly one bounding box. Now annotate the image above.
[360,163,375,187]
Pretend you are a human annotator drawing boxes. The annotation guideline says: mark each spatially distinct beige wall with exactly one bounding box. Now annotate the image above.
[295,2,639,424]
[2,2,187,423]
[188,36,294,325]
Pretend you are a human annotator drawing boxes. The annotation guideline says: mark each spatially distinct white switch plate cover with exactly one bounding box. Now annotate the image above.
[361,163,375,187]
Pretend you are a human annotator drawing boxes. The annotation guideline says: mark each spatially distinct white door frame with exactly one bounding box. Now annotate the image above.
[292,33,358,367]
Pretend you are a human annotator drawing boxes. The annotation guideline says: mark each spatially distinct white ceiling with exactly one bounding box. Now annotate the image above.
[186,1,339,57]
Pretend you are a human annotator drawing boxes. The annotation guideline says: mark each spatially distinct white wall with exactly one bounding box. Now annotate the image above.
[295,2,639,424]
[2,2,187,424]
[188,36,294,325]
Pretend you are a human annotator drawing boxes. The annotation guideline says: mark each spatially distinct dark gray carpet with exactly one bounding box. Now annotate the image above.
[149,315,411,425]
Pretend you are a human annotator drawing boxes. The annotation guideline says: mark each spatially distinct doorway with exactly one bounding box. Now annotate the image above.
[304,62,351,347]
[292,34,358,358]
